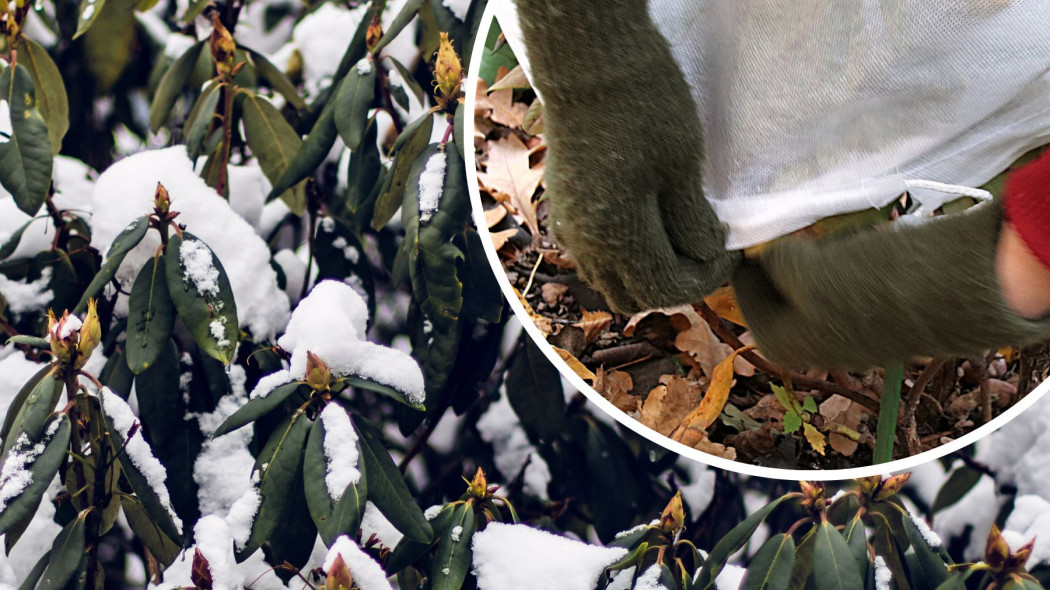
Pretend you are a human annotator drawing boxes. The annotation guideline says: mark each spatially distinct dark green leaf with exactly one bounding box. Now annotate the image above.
[244,48,308,112]
[304,405,367,546]
[932,570,972,590]
[0,217,34,260]
[212,381,303,439]
[183,81,222,161]
[0,414,69,535]
[354,415,433,543]
[165,232,239,364]
[505,337,564,441]
[372,113,433,230]
[75,216,150,314]
[241,92,307,215]
[696,495,791,590]
[126,255,176,374]
[902,511,949,586]
[267,97,337,202]
[371,0,427,54]
[813,520,862,590]
[931,467,983,514]
[100,391,183,543]
[744,533,796,590]
[329,119,382,231]
[334,62,377,152]
[73,0,108,38]
[0,64,53,216]
[430,502,475,590]
[3,334,48,348]
[36,509,88,590]
[385,56,425,107]
[123,496,181,567]
[267,468,318,573]
[150,41,206,133]
[844,515,868,566]
[786,527,816,590]
[16,39,68,155]
[343,376,422,410]
[236,410,311,561]
[17,549,49,590]
[0,364,51,445]
[1,371,62,460]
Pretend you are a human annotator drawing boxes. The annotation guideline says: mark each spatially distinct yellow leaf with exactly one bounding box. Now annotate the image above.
[703,286,747,327]
[574,308,612,344]
[679,345,756,433]
[513,287,552,336]
[803,423,826,456]
[553,346,596,382]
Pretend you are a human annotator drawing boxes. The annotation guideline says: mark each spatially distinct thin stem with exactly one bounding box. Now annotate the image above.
[874,363,904,464]
[215,83,237,197]
[301,207,318,301]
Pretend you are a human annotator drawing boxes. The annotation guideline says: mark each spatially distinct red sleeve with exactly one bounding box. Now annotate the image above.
[1003,148,1050,272]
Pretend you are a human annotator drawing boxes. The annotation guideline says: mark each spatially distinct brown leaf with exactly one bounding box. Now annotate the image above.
[746,394,789,422]
[553,345,596,382]
[639,375,702,437]
[537,248,577,271]
[191,548,213,590]
[514,287,552,336]
[594,367,638,413]
[574,308,612,344]
[490,228,519,251]
[726,424,777,460]
[674,346,756,439]
[702,286,747,327]
[475,78,529,128]
[541,282,569,306]
[488,65,532,92]
[477,134,545,239]
[818,394,865,456]
[484,206,507,228]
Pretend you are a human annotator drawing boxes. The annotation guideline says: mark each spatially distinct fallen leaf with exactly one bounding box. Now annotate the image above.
[818,395,865,457]
[488,65,532,92]
[639,376,702,437]
[541,282,568,306]
[475,78,529,128]
[477,134,545,239]
[522,98,545,135]
[553,346,596,381]
[484,206,507,228]
[989,378,1018,408]
[803,423,827,455]
[574,308,613,344]
[702,287,747,327]
[745,394,789,422]
[536,248,576,271]
[674,346,756,438]
[514,287,552,336]
[594,367,637,413]
[489,228,519,251]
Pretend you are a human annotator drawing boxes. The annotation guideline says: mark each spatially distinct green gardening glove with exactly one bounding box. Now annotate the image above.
[732,200,1050,370]
[516,0,741,314]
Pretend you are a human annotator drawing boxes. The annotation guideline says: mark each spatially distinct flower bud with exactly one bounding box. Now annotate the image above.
[47,309,82,364]
[433,32,462,111]
[874,473,910,502]
[305,351,331,392]
[210,14,237,77]
[75,299,101,369]
[154,182,171,216]
[659,491,686,535]
[467,467,488,499]
[326,553,353,590]
[366,15,383,53]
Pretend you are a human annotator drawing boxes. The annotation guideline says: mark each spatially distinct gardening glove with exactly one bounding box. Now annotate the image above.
[732,192,1050,370]
[516,0,741,314]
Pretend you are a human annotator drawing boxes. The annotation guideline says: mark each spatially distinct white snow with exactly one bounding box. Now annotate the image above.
[323,536,395,590]
[471,523,628,590]
[226,486,262,549]
[361,501,403,548]
[278,281,425,405]
[357,58,372,76]
[331,237,360,263]
[909,512,942,549]
[90,147,290,341]
[677,459,716,517]
[179,238,221,297]
[193,516,236,590]
[0,433,47,512]
[635,564,668,590]
[100,388,183,533]
[614,523,652,540]
[424,505,444,520]
[319,403,361,502]
[0,267,52,317]
[1001,530,1032,554]
[417,151,446,224]
[874,556,892,590]
[476,386,551,500]
[715,565,746,590]
[450,525,463,542]
[607,567,636,590]
[248,369,293,400]
[441,0,470,20]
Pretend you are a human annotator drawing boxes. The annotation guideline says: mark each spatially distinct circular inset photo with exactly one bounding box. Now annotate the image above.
[466,0,1050,477]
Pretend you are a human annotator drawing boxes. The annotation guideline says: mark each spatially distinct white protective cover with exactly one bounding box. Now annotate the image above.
[494,0,1050,249]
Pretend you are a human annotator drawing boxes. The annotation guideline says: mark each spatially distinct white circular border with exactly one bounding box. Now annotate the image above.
[463,1,1050,481]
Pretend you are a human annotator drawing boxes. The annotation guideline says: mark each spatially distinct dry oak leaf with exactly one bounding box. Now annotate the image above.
[490,228,519,251]
[475,77,529,128]
[639,375,701,437]
[574,308,613,344]
[702,286,747,327]
[537,247,577,271]
[513,287,552,336]
[553,345,596,382]
[594,367,638,414]
[541,282,569,306]
[477,134,545,239]
[818,395,865,456]
[484,206,507,228]
[802,423,827,456]
[670,346,755,448]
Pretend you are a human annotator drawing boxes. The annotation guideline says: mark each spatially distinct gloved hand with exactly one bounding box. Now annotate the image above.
[516,0,741,314]
[732,193,1050,370]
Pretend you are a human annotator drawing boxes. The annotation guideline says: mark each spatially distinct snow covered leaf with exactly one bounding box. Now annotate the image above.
[267,98,337,203]
[183,81,222,161]
[370,0,426,55]
[122,495,181,568]
[324,536,396,590]
[0,64,54,216]
[372,113,433,230]
[126,255,176,374]
[212,381,304,438]
[74,215,150,313]
[16,38,68,155]
[812,521,862,590]
[165,232,239,365]
[148,41,206,132]
[100,389,183,543]
[241,92,307,215]
[0,363,53,445]
[743,533,795,590]
[430,501,476,590]
[505,338,565,441]
[0,414,69,536]
[334,59,377,152]
[1,369,62,461]
[236,410,311,562]
[36,508,89,589]
[244,48,308,112]
[694,495,791,590]
[902,512,949,586]
[304,404,367,545]
[354,415,433,543]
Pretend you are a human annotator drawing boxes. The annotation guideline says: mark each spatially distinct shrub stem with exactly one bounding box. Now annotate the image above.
[874,363,904,464]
